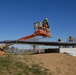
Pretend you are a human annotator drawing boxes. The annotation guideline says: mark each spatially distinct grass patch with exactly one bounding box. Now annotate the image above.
[0,54,51,75]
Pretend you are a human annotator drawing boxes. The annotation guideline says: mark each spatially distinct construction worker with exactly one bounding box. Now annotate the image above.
[58,37,62,42]
[68,36,74,48]
[42,18,50,32]
[43,18,49,25]
[69,36,73,42]
[0,48,4,55]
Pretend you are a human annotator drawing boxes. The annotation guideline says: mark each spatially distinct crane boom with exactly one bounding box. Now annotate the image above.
[18,29,52,40]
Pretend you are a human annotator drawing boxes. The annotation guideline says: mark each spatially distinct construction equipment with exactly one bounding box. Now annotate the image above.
[0,20,52,55]
[18,21,52,40]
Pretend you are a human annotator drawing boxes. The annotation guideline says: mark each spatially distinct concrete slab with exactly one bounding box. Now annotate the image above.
[60,48,76,53]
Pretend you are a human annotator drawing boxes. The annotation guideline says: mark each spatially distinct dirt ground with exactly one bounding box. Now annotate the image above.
[18,53,76,75]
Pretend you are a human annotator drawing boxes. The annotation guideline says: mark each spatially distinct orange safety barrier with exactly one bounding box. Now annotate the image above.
[0,51,4,55]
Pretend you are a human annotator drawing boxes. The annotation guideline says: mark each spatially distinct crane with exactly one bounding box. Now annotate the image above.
[0,19,52,55]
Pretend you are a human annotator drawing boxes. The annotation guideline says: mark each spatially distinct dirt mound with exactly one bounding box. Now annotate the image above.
[7,53,76,75]
[21,53,76,75]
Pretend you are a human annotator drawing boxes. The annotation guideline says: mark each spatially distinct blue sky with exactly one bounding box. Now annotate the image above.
[0,0,76,42]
